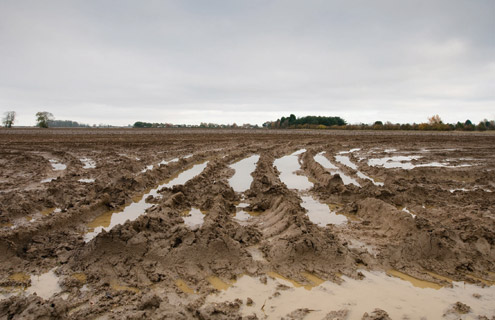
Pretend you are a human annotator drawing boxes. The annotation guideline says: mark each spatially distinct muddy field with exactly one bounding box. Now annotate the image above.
[1,128,495,319]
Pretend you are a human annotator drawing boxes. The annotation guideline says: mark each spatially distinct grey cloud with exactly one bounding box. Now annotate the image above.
[1,0,494,126]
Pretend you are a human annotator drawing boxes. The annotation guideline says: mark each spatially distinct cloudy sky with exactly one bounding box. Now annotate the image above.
[1,0,494,126]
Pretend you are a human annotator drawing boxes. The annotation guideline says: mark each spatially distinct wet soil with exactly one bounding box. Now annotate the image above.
[0,128,495,319]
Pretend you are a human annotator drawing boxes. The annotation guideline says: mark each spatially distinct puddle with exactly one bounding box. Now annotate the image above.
[368,156,422,169]
[301,272,325,287]
[49,159,66,171]
[449,187,492,193]
[26,269,62,299]
[80,158,96,169]
[206,270,495,319]
[8,273,30,283]
[110,280,140,293]
[41,178,55,183]
[267,272,320,290]
[40,207,61,216]
[228,155,260,193]
[2,270,62,301]
[84,162,209,242]
[313,152,339,170]
[368,156,471,170]
[335,155,358,170]
[233,203,260,223]
[338,148,361,154]
[274,150,313,191]
[234,210,251,222]
[78,178,95,183]
[401,207,416,218]
[71,273,87,284]
[465,274,495,286]
[336,155,383,186]
[141,165,154,173]
[176,279,196,294]
[300,196,347,226]
[313,153,360,187]
[159,158,179,166]
[162,161,208,188]
[427,271,455,284]
[386,270,442,290]
[182,208,205,230]
[207,276,234,291]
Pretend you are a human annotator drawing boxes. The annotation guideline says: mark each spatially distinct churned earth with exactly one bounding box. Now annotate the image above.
[0,128,494,319]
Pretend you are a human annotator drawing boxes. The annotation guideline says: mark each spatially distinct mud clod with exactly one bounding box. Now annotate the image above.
[361,308,391,320]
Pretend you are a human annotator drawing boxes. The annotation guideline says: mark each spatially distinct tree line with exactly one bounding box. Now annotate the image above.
[262,114,495,131]
[2,111,92,128]
[263,114,346,129]
[133,121,259,129]
[2,111,495,131]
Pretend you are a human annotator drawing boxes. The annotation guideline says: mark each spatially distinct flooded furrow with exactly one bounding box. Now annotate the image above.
[228,155,260,193]
[274,149,313,191]
[313,152,360,187]
[84,161,208,242]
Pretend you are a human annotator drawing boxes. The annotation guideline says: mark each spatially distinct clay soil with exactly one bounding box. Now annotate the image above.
[0,128,494,319]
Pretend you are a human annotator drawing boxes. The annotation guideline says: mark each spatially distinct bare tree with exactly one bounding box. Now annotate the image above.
[428,114,442,125]
[2,111,16,128]
[36,111,54,128]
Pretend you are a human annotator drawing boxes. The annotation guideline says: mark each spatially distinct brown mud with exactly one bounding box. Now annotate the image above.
[0,128,494,319]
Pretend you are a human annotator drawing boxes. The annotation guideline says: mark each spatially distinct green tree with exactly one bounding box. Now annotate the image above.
[2,111,16,128]
[36,112,54,128]
[288,114,296,125]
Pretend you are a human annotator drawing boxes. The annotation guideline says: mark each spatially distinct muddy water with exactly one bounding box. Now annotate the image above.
[313,152,360,187]
[141,165,153,173]
[233,203,260,223]
[206,270,495,319]
[49,159,66,171]
[313,152,339,170]
[1,269,62,301]
[80,158,96,169]
[162,161,208,188]
[274,150,313,191]
[335,155,359,170]
[84,161,208,242]
[182,208,205,230]
[402,207,416,218]
[26,269,62,299]
[159,158,179,166]
[300,196,347,226]
[78,178,95,183]
[228,155,260,192]
[368,155,471,170]
[176,279,195,294]
[335,155,383,187]
[207,276,234,291]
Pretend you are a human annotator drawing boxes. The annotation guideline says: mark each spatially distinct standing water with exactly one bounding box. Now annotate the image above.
[205,270,495,319]
[84,161,208,242]
[228,155,260,193]
[300,196,347,226]
[274,150,313,191]
[313,152,360,187]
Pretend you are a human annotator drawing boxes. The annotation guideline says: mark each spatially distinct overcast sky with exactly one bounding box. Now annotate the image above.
[1,0,494,126]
